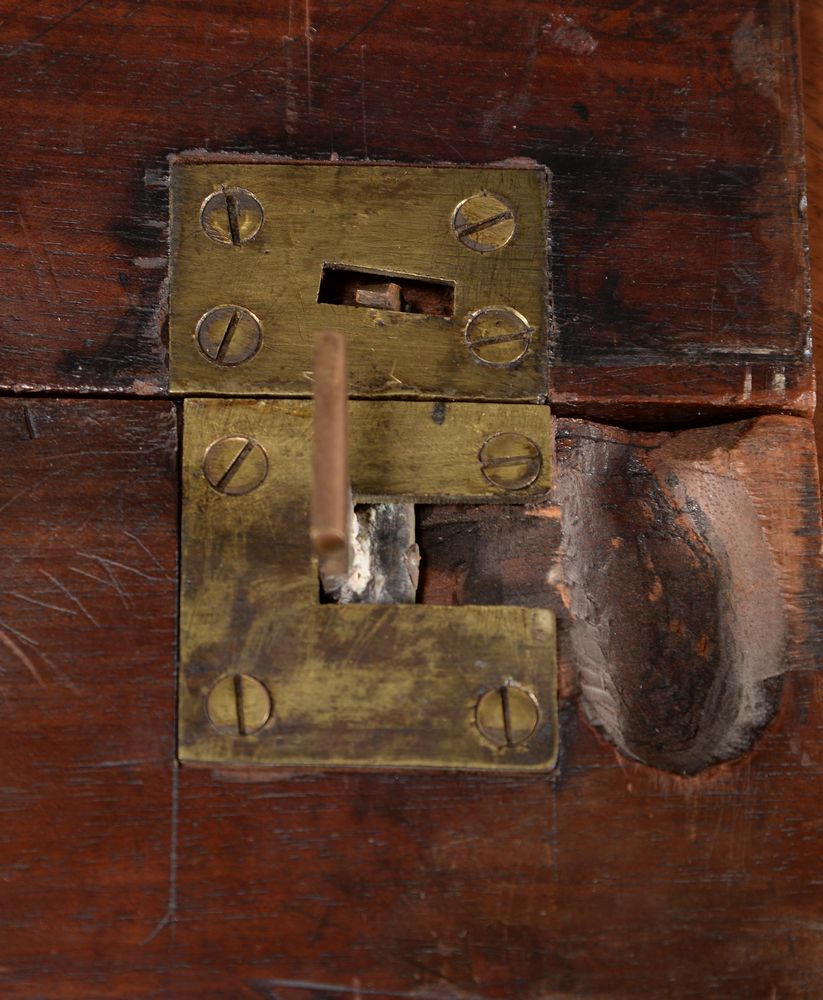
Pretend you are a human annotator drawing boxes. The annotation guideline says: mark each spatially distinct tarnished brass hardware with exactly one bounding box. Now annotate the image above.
[178,397,557,770]
[196,305,262,366]
[169,161,550,400]
[465,307,532,367]
[475,683,541,748]
[199,187,264,246]
[206,673,272,735]
[451,192,516,253]
[174,159,556,771]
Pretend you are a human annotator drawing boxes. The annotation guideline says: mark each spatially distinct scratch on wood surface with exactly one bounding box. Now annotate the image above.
[251,979,483,999]
[142,762,178,946]
[69,565,131,608]
[35,647,79,694]
[79,551,167,583]
[22,406,37,439]
[305,0,313,114]
[425,121,462,161]
[0,628,44,686]
[77,757,154,769]
[0,618,39,649]
[40,569,99,627]
[43,247,63,303]
[360,44,369,158]
[146,51,277,126]
[332,0,396,54]
[9,592,77,617]
[14,207,60,301]
[122,529,167,573]
[2,0,98,58]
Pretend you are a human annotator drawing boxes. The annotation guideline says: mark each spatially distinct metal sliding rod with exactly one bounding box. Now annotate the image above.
[310,329,352,583]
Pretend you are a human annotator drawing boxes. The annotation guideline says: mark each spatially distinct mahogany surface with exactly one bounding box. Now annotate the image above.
[802,0,823,468]
[0,0,821,997]
[0,400,177,998]
[0,0,813,421]
[0,401,821,998]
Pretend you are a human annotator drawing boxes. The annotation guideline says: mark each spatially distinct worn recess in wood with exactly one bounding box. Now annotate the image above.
[419,414,823,775]
[0,0,811,420]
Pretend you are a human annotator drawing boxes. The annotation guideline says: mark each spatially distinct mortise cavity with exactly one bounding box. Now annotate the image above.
[317,264,455,317]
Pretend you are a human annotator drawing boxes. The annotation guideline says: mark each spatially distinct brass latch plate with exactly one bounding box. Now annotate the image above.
[169,161,550,401]
[178,398,557,771]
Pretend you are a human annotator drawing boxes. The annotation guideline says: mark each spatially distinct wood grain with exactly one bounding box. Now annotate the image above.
[0,0,812,421]
[0,0,819,996]
[421,415,822,775]
[801,0,823,468]
[0,399,178,999]
[0,403,820,998]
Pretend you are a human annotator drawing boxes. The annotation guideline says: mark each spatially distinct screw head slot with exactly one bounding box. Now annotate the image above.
[207,673,272,736]
[478,432,542,491]
[476,683,540,748]
[452,192,515,253]
[196,305,262,366]
[203,436,269,495]
[200,187,264,246]
[465,306,532,367]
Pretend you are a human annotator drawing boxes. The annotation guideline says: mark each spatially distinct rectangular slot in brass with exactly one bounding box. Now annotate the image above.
[317,264,455,317]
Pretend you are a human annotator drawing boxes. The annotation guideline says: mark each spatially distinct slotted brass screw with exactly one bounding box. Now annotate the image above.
[476,683,540,748]
[478,432,542,491]
[465,307,532,367]
[203,436,268,495]
[452,192,515,252]
[196,305,262,366]
[207,673,272,736]
[200,187,264,246]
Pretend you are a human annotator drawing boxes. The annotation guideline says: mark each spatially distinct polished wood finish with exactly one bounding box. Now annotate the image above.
[0,0,821,996]
[802,0,823,468]
[0,0,812,421]
[0,402,820,997]
[0,400,177,999]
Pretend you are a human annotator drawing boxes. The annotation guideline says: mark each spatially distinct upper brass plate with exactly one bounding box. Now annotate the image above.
[169,161,551,401]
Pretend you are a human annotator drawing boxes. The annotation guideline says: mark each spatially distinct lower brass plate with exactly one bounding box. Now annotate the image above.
[178,398,557,770]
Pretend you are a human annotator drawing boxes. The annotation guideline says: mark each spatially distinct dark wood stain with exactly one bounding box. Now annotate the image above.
[0,0,811,420]
[0,0,821,996]
[1,401,818,995]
